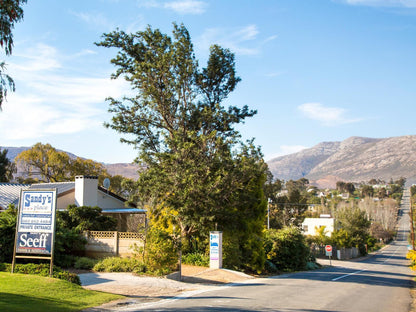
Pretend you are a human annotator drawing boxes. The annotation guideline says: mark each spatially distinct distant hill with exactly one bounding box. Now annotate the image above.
[1,146,140,180]
[5,135,416,188]
[267,135,416,188]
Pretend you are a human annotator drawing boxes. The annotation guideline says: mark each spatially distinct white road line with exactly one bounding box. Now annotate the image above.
[332,269,366,281]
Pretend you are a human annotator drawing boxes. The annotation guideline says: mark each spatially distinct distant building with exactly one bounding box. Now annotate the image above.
[302,216,335,237]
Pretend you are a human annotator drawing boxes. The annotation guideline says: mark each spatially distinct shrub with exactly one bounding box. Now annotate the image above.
[74,257,98,270]
[264,260,278,274]
[0,205,17,262]
[264,227,310,272]
[93,257,146,273]
[182,252,209,267]
[0,263,80,285]
[144,227,178,274]
[407,250,416,271]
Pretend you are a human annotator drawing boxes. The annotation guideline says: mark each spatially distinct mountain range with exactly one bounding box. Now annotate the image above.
[3,134,416,188]
[267,135,416,188]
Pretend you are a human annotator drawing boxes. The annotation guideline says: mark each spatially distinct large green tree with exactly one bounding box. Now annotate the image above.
[0,148,16,182]
[97,23,267,271]
[16,143,108,182]
[0,0,27,109]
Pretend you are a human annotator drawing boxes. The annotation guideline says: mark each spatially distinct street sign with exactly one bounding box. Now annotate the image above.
[325,245,332,257]
[209,231,222,269]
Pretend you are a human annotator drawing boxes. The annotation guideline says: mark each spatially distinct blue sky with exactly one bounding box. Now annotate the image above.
[1,0,415,163]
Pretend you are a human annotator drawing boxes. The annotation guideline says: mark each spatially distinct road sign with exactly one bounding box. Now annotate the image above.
[325,245,332,257]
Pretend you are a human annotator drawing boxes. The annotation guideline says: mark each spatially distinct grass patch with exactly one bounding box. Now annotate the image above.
[0,272,122,312]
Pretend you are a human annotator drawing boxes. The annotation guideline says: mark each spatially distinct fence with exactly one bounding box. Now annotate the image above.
[310,244,361,260]
[84,231,145,258]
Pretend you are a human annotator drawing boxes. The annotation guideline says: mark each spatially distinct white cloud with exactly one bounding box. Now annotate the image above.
[0,43,128,142]
[198,24,262,56]
[298,102,362,126]
[139,0,208,15]
[266,145,308,160]
[13,44,61,72]
[339,0,416,8]
[164,0,208,14]
[70,11,115,30]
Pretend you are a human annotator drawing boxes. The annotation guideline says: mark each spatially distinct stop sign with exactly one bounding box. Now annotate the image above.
[325,245,332,252]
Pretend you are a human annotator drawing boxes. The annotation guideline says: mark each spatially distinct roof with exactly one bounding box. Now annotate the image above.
[101,208,146,214]
[29,182,75,196]
[0,183,30,209]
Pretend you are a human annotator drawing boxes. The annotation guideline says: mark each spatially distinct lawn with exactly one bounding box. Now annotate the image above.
[0,272,123,312]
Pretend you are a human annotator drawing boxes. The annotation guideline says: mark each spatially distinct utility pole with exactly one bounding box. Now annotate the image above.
[267,198,270,230]
[411,194,415,250]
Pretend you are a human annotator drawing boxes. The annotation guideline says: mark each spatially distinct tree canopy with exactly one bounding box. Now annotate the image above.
[97,23,268,271]
[16,143,108,183]
[0,148,15,182]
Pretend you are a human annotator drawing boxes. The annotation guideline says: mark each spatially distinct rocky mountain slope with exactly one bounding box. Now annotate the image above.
[4,135,416,188]
[267,135,416,188]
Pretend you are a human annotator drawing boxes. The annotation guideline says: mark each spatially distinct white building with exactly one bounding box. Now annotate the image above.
[302,216,335,237]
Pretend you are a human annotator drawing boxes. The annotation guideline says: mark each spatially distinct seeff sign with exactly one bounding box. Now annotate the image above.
[15,189,57,255]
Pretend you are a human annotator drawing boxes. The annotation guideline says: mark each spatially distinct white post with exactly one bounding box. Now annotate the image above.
[209,231,222,269]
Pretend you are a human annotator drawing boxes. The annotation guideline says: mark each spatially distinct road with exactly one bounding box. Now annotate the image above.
[119,190,415,312]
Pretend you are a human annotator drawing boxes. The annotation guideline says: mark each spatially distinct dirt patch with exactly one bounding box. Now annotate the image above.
[79,264,253,303]
[170,264,254,284]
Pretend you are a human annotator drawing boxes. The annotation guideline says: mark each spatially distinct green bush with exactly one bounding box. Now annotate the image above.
[144,227,178,274]
[264,260,278,274]
[93,257,146,273]
[264,227,310,272]
[0,205,17,262]
[182,252,209,267]
[0,263,80,285]
[74,257,98,270]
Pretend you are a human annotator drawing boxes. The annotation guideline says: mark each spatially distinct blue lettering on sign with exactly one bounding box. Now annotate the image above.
[24,193,53,207]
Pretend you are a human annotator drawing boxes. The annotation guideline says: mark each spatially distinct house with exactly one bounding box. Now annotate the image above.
[0,175,145,231]
[302,216,335,237]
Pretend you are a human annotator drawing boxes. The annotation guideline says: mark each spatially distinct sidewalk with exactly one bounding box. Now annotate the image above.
[80,265,254,311]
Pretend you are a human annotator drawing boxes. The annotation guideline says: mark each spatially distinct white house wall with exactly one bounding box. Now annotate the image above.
[97,190,126,209]
[302,218,335,237]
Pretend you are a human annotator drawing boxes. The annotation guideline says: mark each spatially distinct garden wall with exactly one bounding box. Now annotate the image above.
[84,231,145,258]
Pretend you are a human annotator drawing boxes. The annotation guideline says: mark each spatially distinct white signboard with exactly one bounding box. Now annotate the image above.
[15,189,57,255]
[209,231,222,269]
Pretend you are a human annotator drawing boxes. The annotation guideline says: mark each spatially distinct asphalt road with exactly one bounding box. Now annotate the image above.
[116,191,415,312]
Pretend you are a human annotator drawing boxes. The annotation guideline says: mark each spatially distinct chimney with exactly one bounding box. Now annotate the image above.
[75,175,98,207]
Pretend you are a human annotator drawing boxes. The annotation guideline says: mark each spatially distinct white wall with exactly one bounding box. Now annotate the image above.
[97,190,126,209]
[75,176,98,207]
[302,218,334,236]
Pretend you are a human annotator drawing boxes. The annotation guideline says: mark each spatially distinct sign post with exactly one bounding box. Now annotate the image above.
[12,189,57,276]
[325,244,332,266]
[209,231,222,269]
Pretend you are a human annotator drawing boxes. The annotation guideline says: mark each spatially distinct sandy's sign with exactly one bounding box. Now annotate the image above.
[15,189,57,255]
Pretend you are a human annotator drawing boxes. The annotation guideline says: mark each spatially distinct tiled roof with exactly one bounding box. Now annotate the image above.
[0,183,30,209]
[30,182,75,195]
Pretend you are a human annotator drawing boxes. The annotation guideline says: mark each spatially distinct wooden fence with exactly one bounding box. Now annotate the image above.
[84,231,145,258]
[311,245,361,260]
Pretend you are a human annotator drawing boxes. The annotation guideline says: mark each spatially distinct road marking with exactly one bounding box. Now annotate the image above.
[332,269,366,281]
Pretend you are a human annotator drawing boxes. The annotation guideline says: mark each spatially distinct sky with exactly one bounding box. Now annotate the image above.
[1,0,416,164]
